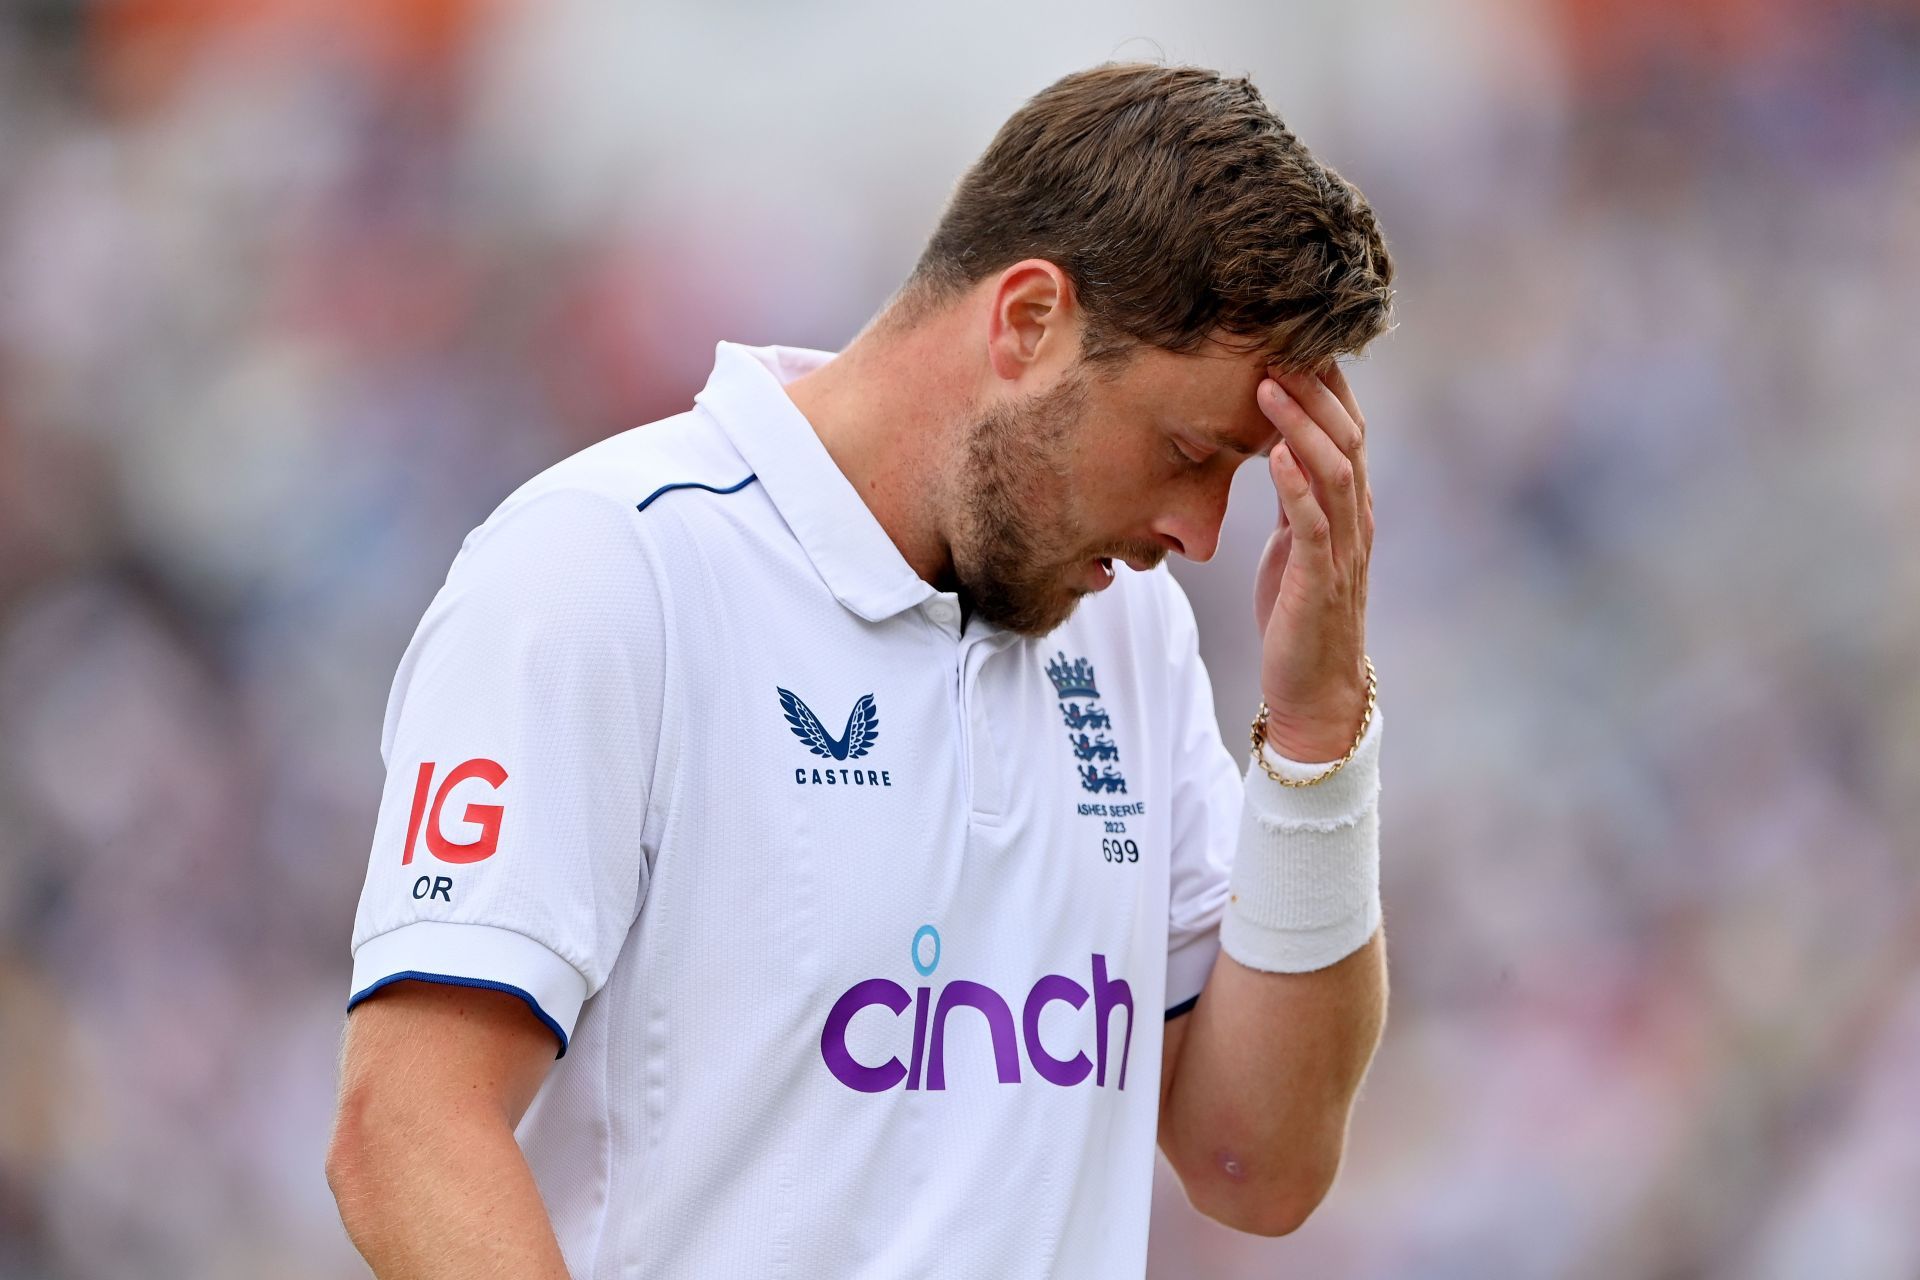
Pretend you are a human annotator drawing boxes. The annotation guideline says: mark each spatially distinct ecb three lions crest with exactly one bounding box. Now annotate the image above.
[1046,652,1129,795]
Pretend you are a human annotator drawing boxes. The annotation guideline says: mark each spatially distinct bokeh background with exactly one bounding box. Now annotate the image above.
[1,0,1916,1276]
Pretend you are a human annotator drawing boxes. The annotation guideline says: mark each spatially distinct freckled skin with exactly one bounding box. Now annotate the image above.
[944,335,1283,637]
[785,265,1288,641]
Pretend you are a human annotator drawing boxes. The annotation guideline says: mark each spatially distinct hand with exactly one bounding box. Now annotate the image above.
[1250,363,1374,763]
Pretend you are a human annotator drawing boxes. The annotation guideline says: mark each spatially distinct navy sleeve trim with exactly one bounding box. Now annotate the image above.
[348,970,570,1058]
[635,473,758,514]
[1165,994,1200,1021]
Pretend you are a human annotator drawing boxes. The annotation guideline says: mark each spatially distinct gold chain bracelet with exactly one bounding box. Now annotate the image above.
[1249,655,1378,788]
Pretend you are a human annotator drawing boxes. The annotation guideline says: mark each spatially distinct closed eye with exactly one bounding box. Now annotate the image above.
[1167,434,1211,468]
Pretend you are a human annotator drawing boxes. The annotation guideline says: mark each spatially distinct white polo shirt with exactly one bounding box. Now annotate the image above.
[347,340,1246,1278]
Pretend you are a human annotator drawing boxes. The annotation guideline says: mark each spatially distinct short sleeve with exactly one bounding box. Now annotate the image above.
[1159,575,1240,1017]
[346,486,670,1055]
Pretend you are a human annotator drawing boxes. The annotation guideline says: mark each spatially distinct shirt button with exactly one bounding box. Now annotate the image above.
[928,599,958,626]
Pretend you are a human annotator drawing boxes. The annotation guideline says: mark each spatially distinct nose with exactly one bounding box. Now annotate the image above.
[1149,476,1232,564]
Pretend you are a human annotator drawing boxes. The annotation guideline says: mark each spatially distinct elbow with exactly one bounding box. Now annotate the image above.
[325,1081,383,1228]
[324,1102,362,1215]
[326,1086,416,1267]
[1193,1176,1330,1239]
[324,1110,359,1207]
[1170,1140,1343,1238]
[1229,1190,1326,1239]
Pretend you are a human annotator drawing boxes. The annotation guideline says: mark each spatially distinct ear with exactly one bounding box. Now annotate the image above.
[984,259,1078,384]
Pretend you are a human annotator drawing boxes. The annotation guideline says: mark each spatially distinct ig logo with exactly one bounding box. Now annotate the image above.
[401,758,508,866]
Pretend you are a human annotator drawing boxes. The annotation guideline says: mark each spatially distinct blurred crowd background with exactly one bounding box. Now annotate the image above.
[1,0,1916,1276]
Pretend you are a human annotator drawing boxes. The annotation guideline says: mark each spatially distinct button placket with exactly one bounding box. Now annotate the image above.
[922,600,972,809]
[957,634,1006,820]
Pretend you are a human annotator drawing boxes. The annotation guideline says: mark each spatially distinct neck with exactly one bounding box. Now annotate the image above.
[782,310,974,590]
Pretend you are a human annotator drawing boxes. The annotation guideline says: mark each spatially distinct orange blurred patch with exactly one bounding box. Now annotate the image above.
[86,0,498,117]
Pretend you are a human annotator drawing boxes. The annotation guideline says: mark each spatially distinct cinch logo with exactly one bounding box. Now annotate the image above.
[401,758,507,865]
[819,926,1134,1093]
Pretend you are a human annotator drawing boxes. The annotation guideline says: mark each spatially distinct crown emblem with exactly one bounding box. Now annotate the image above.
[1046,651,1101,700]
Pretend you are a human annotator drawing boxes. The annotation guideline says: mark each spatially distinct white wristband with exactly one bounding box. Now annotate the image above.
[1219,702,1383,974]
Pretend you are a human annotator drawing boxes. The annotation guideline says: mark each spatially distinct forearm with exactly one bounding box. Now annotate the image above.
[1161,928,1386,1234]
[328,1100,570,1278]
[1162,679,1386,1234]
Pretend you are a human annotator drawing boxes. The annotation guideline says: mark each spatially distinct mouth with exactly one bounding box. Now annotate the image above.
[1081,549,1161,592]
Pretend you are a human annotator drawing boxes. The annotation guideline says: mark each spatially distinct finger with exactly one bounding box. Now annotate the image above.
[1319,362,1367,445]
[1292,365,1372,558]
[1281,368,1368,493]
[1265,432,1291,534]
[1260,378,1359,560]
[1318,363,1374,553]
[1278,369,1363,455]
[1268,439,1334,577]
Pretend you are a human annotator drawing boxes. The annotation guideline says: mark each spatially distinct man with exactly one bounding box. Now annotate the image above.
[327,60,1394,1278]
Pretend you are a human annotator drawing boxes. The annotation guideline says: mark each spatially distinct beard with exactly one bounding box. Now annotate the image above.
[948,367,1146,637]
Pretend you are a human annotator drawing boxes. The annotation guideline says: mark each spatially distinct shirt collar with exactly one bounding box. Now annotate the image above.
[693,339,939,623]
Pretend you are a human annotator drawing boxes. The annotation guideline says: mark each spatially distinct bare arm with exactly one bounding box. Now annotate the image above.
[326,981,570,1278]
[1158,928,1387,1235]
[1155,359,1390,1235]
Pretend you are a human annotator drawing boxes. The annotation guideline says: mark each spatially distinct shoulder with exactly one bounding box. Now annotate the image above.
[449,407,761,580]
[383,417,747,749]
[518,407,755,517]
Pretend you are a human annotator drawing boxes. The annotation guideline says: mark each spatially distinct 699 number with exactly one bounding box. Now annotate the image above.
[1102,837,1139,864]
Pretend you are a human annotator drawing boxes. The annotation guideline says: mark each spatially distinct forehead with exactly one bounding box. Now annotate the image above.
[1097,336,1281,449]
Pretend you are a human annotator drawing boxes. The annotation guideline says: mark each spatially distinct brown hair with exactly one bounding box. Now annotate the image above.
[889,62,1394,375]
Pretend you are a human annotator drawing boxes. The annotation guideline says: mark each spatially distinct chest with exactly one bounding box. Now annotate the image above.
[640,597,1175,1021]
